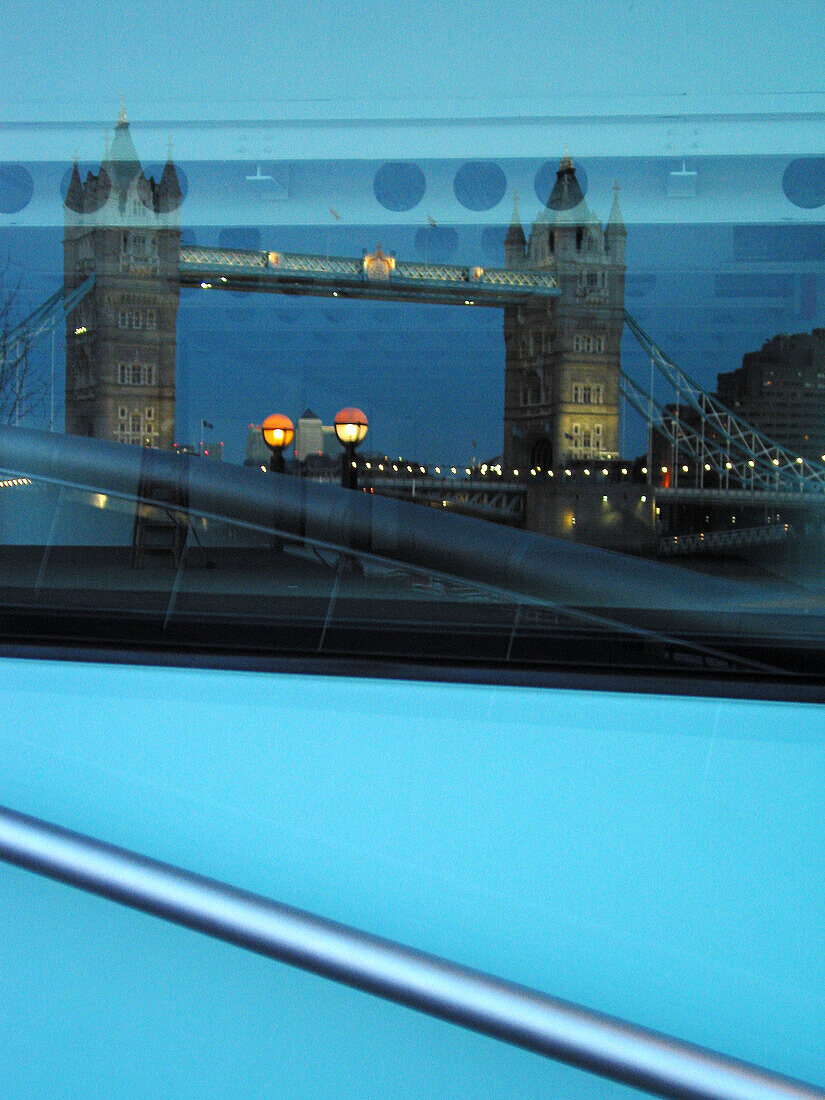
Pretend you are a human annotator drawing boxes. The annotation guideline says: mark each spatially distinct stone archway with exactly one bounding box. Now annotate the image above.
[530,437,554,470]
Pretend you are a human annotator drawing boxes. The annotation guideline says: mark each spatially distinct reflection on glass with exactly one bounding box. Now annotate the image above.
[0,99,823,684]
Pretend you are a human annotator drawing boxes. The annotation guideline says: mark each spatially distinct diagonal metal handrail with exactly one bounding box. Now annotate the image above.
[1,805,822,1100]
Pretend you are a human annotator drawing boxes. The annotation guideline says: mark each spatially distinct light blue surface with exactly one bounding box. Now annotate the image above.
[1,656,823,1097]
[4,0,825,116]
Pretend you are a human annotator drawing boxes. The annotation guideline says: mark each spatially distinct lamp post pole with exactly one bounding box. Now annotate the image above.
[334,407,368,490]
[261,414,295,474]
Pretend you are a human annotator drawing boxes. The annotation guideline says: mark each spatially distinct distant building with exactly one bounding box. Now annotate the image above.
[246,412,339,468]
[63,102,182,448]
[294,408,337,462]
[717,329,825,459]
[503,155,626,471]
[245,426,270,466]
[174,442,222,460]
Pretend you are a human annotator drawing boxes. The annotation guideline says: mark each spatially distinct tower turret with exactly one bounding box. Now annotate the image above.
[157,153,183,212]
[101,104,143,213]
[605,181,627,265]
[63,103,181,448]
[504,191,527,267]
[503,153,626,472]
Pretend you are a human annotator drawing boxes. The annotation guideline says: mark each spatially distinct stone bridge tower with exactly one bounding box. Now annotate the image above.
[503,155,626,471]
[63,104,182,448]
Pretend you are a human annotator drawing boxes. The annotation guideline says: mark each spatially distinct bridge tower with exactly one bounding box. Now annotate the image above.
[503,157,626,471]
[63,104,182,448]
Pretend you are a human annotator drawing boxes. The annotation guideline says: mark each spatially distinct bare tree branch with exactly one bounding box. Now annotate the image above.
[0,262,49,427]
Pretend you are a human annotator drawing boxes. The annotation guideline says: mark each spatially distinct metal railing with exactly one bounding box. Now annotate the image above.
[1,804,822,1100]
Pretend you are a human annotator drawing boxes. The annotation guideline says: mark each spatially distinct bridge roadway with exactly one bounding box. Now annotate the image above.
[361,476,825,515]
[179,245,560,307]
[656,486,825,508]
[358,475,523,518]
[362,475,825,554]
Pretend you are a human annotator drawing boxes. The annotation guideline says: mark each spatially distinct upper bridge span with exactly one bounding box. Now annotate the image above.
[178,244,560,307]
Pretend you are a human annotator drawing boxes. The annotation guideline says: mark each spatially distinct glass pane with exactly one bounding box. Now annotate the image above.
[1,2,824,1097]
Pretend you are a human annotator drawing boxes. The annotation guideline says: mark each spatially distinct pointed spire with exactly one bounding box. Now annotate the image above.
[546,153,585,213]
[605,179,627,264]
[607,180,627,235]
[64,161,84,212]
[103,102,143,205]
[505,190,526,243]
[504,189,527,264]
[157,157,183,212]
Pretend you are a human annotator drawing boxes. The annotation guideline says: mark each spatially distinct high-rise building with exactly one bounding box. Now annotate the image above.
[503,155,626,471]
[63,103,182,448]
[717,329,825,459]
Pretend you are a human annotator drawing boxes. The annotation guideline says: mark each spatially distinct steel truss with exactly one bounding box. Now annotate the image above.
[623,311,825,494]
[1,276,95,369]
[367,476,525,521]
[658,523,792,556]
[179,246,559,307]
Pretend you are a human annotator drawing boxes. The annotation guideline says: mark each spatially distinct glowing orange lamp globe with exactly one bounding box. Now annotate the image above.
[261,413,294,451]
[333,407,368,447]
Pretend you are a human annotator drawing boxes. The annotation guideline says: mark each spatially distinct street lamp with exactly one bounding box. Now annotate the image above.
[334,407,368,489]
[261,413,294,473]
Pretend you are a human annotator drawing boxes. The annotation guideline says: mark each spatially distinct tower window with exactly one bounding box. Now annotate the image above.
[572,382,604,404]
[577,270,606,296]
[521,372,542,406]
[118,362,156,386]
[573,333,606,354]
[115,406,159,448]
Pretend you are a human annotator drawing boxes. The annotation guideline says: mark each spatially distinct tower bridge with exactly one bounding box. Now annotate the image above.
[16,106,817,557]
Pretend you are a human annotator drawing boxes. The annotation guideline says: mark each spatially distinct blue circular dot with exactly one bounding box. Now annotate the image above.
[782,158,825,209]
[143,163,188,211]
[374,162,426,212]
[60,163,111,213]
[454,161,507,211]
[0,164,33,214]
[534,160,588,207]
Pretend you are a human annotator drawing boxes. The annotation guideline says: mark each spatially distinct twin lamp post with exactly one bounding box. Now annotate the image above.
[261,407,368,489]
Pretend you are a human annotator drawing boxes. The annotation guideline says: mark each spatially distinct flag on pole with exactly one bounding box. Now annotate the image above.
[202,419,214,430]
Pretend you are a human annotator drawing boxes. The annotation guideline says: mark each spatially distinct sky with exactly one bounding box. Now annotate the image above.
[3,1,825,115]
[1,1,823,462]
